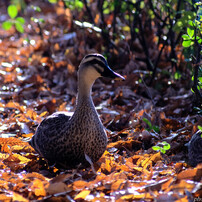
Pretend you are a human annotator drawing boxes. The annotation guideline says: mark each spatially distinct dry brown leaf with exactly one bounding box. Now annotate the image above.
[120,193,153,200]
[0,154,10,161]
[73,180,88,191]
[12,192,29,202]
[6,101,24,112]
[0,194,12,201]
[30,179,46,197]
[177,168,198,180]
[168,180,195,193]
[111,179,126,191]
[74,189,91,200]
[46,181,72,195]
[161,178,175,191]
[26,172,47,181]
[0,137,29,148]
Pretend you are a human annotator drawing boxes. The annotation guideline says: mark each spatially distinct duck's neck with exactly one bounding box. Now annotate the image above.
[73,74,100,124]
[76,74,94,108]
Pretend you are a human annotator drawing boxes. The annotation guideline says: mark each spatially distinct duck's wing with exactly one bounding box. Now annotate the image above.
[29,111,72,157]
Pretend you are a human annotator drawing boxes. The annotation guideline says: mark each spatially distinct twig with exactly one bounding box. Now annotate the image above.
[167,3,178,71]
[83,0,95,24]
[97,0,105,27]
[149,42,166,85]
[192,29,202,103]
[137,13,154,71]
[112,0,120,40]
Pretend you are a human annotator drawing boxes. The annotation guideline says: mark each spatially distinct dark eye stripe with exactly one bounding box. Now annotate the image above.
[85,54,107,65]
[82,59,107,73]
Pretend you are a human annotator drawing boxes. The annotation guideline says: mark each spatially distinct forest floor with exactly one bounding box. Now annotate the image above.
[0,1,201,201]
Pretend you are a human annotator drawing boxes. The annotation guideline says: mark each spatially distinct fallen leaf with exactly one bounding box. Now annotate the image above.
[74,189,91,200]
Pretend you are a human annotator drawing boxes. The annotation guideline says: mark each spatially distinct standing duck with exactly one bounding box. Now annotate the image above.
[29,53,125,169]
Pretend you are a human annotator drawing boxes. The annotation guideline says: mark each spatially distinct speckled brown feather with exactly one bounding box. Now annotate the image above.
[30,97,107,168]
[187,131,202,167]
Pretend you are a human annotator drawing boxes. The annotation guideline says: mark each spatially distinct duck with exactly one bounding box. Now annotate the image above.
[187,130,202,167]
[29,53,125,169]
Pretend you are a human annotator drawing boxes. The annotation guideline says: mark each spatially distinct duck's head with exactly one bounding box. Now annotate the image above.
[78,53,125,82]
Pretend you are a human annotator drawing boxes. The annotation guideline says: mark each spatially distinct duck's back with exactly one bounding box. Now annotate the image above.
[30,112,71,163]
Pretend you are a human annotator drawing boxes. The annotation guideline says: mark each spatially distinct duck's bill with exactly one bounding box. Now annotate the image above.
[113,72,125,81]
[102,66,125,81]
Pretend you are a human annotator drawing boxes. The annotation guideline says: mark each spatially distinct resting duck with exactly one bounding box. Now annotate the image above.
[29,53,124,169]
[187,130,202,167]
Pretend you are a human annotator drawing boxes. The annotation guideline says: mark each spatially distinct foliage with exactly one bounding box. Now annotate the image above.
[198,125,202,133]
[142,118,160,133]
[152,141,171,154]
[2,4,25,33]
[181,3,202,101]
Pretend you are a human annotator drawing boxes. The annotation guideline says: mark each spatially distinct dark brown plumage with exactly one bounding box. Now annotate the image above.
[187,130,202,167]
[29,53,124,169]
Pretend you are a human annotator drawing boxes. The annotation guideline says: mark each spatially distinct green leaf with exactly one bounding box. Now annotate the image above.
[163,143,171,150]
[160,148,166,154]
[48,0,57,3]
[8,5,18,19]
[182,40,192,47]
[182,34,190,40]
[187,27,194,38]
[174,71,182,80]
[142,118,152,129]
[188,20,195,27]
[198,39,202,44]
[75,0,83,9]
[38,18,45,23]
[152,146,161,151]
[31,5,41,12]
[31,17,37,23]
[15,21,24,33]
[16,17,25,24]
[2,21,13,30]
[152,126,160,133]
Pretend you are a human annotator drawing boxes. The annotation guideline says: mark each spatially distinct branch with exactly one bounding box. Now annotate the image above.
[83,0,94,24]
[192,33,202,102]
[137,13,154,71]
[149,42,166,85]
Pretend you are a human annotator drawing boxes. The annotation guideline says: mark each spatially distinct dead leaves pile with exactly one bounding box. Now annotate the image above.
[0,138,201,201]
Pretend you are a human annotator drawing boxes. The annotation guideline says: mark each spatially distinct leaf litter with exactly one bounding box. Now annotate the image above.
[0,1,201,201]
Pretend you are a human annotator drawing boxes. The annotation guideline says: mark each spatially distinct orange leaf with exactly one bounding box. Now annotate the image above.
[12,153,31,164]
[111,179,125,191]
[121,193,153,200]
[0,137,29,153]
[46,181,72,195]
[73,180,88,191]
[0,194,12,201]
[177,167,201,180]
[6,101,24,112]
[74,190,91,200]
[12,192,29,202]
[26,172,46,181]
[30,179,46,197]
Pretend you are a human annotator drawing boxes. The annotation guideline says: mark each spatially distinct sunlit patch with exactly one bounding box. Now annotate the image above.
[1,62,12,68]
[30,40,36,46]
